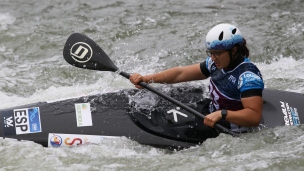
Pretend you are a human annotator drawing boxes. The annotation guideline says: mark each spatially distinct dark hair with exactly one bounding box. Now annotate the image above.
[235,38,249,58]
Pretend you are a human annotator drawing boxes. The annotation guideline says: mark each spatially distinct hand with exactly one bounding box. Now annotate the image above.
[129,73,146,89]
[203,110,222,128]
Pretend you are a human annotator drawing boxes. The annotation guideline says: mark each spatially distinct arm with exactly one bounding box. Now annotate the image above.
[225,96,263,126]
[204,96,263,127]
[130,63,207,88]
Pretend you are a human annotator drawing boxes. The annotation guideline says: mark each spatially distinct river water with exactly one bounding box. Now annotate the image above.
[0,0,304,170]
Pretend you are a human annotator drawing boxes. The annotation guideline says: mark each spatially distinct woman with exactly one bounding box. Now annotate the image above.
[129,23,264,133]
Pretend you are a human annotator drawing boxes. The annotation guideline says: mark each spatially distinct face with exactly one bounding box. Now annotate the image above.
[206,50,230,69]
[206,47,237,69]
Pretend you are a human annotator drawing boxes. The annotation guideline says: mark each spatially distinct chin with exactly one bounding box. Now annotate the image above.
[216,65,224,69]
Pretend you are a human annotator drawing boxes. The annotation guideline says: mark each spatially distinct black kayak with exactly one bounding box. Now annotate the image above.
[1,85,303,150]
[2,33,303,150]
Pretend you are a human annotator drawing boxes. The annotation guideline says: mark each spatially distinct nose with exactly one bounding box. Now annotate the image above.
[210,54,217,61]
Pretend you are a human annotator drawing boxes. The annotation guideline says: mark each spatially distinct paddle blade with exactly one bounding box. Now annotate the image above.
[63,33,118,72]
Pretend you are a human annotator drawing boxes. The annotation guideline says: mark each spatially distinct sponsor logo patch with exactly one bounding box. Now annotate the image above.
[75,103,93,127]
[238,71,263,89]
[2,111,16,136]
[49,134,63,147]
[14,107,42,134]
[280,101,300,126]
[4,116,14,127]
[1,107,42,136]
[48,133,118,147]
[228,75,236,84]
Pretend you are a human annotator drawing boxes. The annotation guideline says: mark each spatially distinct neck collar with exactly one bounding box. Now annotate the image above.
[224,54,244,71]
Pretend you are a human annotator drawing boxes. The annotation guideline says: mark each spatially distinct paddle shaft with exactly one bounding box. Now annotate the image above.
[119,71,239,137]
[63,33,239,137]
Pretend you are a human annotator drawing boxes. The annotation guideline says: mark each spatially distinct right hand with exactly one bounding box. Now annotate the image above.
[129,73,147,89]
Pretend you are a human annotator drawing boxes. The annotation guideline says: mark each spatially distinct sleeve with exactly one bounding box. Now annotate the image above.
[237,69,264,94]
[199,57,212,78]
[241,89,263,98]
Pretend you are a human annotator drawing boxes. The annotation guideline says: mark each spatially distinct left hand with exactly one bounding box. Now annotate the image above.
[204,110,222,127]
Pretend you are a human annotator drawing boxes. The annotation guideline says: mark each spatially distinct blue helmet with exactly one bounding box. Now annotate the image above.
[206,23,244,50]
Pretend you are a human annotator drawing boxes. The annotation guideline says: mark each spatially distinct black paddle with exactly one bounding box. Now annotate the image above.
[63,33,239,137]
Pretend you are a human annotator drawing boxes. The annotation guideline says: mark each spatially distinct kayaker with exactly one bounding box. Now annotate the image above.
[129,23,264,133]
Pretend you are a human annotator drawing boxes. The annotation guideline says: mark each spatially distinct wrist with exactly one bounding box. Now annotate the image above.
[221,109,227,120]
[144,76,154,83]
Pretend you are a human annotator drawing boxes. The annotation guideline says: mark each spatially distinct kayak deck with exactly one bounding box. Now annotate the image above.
[1,86,304,150]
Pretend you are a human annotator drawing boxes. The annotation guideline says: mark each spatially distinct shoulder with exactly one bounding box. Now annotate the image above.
[238,59,261,74]
[200,57,215,77]
[204,57,215,72]
[237,59,264,92]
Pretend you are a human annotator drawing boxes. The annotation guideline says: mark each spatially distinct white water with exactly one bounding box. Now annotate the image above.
[1,0,304,170]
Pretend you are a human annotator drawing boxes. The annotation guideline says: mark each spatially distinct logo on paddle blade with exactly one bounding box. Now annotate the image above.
[70,42,93,63]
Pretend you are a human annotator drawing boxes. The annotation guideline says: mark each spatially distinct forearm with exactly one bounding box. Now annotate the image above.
[144,64,206,84]
[144,67,185,84]
[225,108,262,127]
[130,63,206,89]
